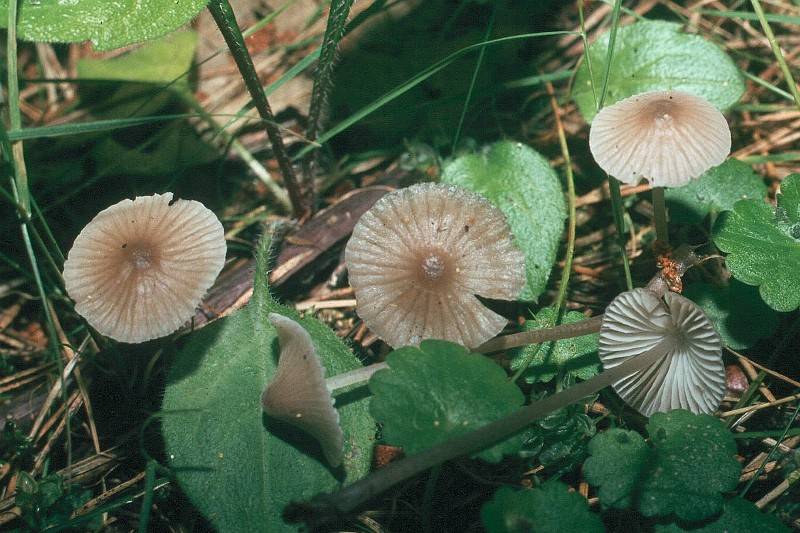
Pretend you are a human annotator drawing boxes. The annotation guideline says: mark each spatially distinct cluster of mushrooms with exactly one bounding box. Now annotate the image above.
[63,89,733,473]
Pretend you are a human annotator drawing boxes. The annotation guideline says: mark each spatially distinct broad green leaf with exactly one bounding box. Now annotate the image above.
[481,482,603,533]
[640,411,740,521]
[441,141,566,301]
[713,173,800,312]
[583,428,648,509]
[161,238,374,532]
[684,280,779,349]
[519,402,596,475]
[655,497,790,532]
[573,21,744,122]
[665,160,767,225]
[0,1,208,51]
[77,31,198,88]
[509,307,599,383]
[369,340,525,462]
[584,411,740,521]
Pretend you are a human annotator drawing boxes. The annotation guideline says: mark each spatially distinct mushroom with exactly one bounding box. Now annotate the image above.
[262,313,345,467]
[344,183,526,349]
[589,90,731,243]
[598,288,725,416]
[62,193,226,343]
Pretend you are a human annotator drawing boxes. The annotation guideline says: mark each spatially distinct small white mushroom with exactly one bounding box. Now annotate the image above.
[599,288,725,416]
[345,183,526,349]
[262,313,344,468]
[62,193,226,343]
[589,90,731,188]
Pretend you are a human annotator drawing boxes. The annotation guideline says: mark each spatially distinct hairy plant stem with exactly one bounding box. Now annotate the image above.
[652,186,669,245]
[287,338,674,526]
[208,0,306,217]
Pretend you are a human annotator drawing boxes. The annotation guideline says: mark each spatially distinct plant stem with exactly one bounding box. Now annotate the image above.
[287,338,673,526]
[651,186,669,245]
[750,0,800,112]
[208,0,306,217]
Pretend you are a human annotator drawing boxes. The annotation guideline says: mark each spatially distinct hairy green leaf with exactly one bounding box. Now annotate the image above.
[573,21,744,122]
[585,411,740,521]
[481,482,603,533]
[509,307,599,383]
[684,280,779,349]
[584,428,648,509]
[441,141,566,301]
[369,340,525,462]
[713,173,800,312]
[161,239,374,532]
[0,1,208,51]
[665,160,767,225]
[655,497,790,532]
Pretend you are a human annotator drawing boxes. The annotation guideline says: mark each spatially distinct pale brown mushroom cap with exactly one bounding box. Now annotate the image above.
[589,90,731,187]
[599,288,725,416]
[262,313,344,468]
[345,183,526,349]
[62,193,226,343]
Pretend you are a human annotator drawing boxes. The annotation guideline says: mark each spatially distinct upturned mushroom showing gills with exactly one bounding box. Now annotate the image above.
[62,193,226,343]
[262,313,344,468]
[599,288,725,416]
[344,183,526,349]
[589,90,731,188]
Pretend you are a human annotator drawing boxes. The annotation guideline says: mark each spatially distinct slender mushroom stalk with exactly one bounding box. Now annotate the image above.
[345,183,526,349]
[62,193,226,343]
[589,90,731,245]
[284,287,725,527]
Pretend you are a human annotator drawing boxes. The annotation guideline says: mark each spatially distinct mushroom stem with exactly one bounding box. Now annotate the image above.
[652,186,669,245]
[286,337,675,526]
[476,315,604,354]
[326,362,389,393]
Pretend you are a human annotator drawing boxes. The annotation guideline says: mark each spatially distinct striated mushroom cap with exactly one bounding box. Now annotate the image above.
[262,313,344,468]
[345,183,526,349]
[599,288,725,416]
[589,90,731,187]
[63,193,226,343]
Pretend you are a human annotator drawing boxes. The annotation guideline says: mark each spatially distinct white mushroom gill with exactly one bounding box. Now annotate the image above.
[261,313,344,468]
[599,288,725,416]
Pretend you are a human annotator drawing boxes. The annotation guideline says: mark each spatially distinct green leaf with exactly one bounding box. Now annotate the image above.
[369,340,525,462]
[583,428,648,509]
[441,141,566,301]
[584,411,740,521]
[77,31,198,88]
[655,497,790,532]
[684,280,779,350]
[161,238,374,532]
[713,173,800,312]
[665,160,767,225]
[481,481,604,533]
[509,307,599,383]
[0,1,208,51]
[573,20,744,122]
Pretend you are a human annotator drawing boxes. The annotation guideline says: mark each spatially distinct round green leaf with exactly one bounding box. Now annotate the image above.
[713,174,800,312]
[665,160,767,225]
[683,280,779,350]
[655,497,790,532]
[161,244,374,532]
[481,481,604,533]
[369,340,525,462]
[573,20,744,122]
[441,141,566,301]
[583,428,648,510]
[0,0,208,51]
[509,307,599,383]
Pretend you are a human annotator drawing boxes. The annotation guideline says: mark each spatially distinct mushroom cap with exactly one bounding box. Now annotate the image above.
[262,313,344,468]
[589,90,731,187]
[345,183,526,349]
[599,288,725,416]
[62,193,226,343]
